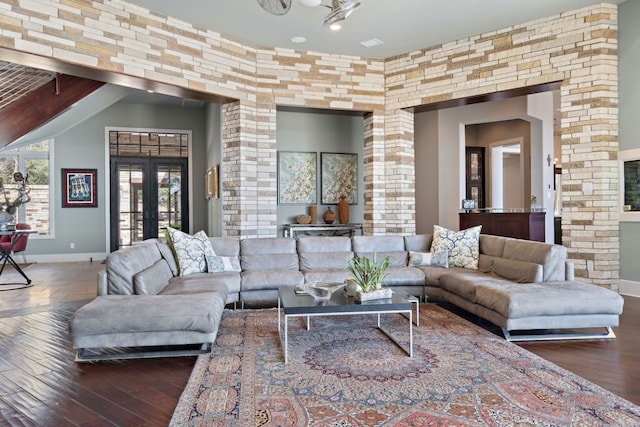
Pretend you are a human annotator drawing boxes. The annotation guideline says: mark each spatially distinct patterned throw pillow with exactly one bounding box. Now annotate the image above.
[165,228,216,275]
[430,225,482,269]
[206,255,241,272]
[408,251,449,268]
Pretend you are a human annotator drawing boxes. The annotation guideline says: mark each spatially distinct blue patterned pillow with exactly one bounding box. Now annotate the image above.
[165,228,216,275]
[408,251,449,268]
[430,225,481,269]
[206,255,241,272]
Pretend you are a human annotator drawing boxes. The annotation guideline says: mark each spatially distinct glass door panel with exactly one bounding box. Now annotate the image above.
[156,164,183,236]
[114,163,144,249]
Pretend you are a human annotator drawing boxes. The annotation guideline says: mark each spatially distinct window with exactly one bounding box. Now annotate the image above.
[0,140,53,235]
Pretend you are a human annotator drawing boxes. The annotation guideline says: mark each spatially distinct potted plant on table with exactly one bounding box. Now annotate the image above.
[347,252,392,302]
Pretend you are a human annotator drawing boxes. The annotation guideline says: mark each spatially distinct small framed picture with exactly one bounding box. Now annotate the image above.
[462,199,476,210]
[62,169,97,208]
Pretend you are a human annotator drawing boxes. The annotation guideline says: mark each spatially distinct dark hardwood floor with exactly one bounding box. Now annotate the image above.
[0,262,638,426]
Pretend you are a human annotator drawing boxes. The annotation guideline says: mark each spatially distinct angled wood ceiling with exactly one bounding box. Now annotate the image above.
[0,61,105,149]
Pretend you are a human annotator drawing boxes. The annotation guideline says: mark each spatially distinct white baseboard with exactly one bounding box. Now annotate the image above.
[26,252,107,263]
[619,280,640,298]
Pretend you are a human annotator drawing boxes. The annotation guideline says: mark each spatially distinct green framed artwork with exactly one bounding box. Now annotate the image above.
[277,151,317,204]
[321,152,357,204]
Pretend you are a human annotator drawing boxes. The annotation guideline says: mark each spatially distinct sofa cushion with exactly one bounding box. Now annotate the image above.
[299,252,353,270]
[431,225,481,270]
[209,237,240,257]
[478,254,497,274]
[352,235,407,266]
[106,241,163,295]
[438,271,492,301]
[298,236,353,270]
[502,239,567,281]
[408,251,448,268]
[479,234,507,257]
[69,293,226,337]
[404,234,433,252]
[134,260,173,295]
[240,237,299,271]
[241,270,304,291]
[382,266,426,287]
[297,236,352,252]
[492,258,543,283]
[162,273,240,298]
[153,239,179,276]
[166,228,216,275]
[474,280,624,319]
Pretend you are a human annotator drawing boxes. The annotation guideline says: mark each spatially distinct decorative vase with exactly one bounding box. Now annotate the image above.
[309,205,317,224]
[323,207,335,224]
[337,195,349,224]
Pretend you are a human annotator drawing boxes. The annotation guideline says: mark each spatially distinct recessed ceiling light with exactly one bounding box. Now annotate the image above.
[360,38,384,48]
[329,23,342,31]
[291,36,307,43]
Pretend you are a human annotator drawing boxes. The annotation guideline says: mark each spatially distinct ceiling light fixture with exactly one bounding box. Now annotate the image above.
[323,0,361,28]
[257,0,362,29]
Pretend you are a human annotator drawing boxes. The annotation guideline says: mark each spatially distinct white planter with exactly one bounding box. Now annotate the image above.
[354,287,392,302]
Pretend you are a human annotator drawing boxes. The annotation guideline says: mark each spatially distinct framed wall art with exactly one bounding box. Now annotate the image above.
[277,151,317,204]
[321,152,357,204]
[62,168,97,207]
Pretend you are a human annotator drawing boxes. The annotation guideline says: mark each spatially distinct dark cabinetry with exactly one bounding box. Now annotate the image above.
[459,211,545,242]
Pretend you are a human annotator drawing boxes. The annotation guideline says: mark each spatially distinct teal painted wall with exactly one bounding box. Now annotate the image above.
[27,101,207,257]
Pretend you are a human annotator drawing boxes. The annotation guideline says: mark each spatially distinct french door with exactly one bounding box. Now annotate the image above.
[110,157,189,251]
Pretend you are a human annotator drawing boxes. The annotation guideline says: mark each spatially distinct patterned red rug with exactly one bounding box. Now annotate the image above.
[170,305,640,426]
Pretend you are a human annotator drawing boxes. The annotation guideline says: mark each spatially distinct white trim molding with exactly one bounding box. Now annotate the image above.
[619,280,640,298]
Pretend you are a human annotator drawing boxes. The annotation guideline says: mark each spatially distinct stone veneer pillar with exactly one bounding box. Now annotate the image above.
[222,100,277,238]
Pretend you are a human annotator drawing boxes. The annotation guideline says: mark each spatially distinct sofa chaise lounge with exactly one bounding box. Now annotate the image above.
[68,232,624,360]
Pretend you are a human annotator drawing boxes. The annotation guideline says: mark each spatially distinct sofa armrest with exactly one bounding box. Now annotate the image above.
[97,270,108,296]
[565,261,575,281]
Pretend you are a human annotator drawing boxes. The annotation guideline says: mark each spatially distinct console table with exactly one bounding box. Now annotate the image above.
[282,223,363,238]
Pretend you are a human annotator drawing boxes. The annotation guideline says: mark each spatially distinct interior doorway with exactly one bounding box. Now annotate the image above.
[109,158,188,251]
[490,139,525,209]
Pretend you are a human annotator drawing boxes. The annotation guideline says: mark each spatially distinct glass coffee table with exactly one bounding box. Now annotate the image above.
[277,285,413,363]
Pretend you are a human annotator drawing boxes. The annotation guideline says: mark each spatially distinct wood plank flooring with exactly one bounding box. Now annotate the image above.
[0,262,638,426]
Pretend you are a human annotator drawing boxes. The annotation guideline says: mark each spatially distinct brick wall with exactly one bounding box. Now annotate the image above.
[0,1,619,287]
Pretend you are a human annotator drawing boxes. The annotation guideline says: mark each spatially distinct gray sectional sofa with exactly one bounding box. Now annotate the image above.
[68,233,624,360]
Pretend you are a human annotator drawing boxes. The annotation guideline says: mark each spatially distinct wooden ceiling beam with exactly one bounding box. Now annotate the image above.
[0,74,105,148]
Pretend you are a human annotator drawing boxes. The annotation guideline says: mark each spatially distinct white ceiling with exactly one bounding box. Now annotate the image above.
[127,0,626,59]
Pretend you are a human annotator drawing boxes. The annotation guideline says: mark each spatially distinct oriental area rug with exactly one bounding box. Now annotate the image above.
[170,305,640,426]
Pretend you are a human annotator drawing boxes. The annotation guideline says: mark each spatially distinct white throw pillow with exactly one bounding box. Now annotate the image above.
[206,255,241,272]
[408,251,449,268]
[430,225,481,269]
[165,228,216,275]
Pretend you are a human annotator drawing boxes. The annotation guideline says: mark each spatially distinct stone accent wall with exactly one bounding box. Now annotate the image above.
[0,1,619,286]
[383,5,619,288]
